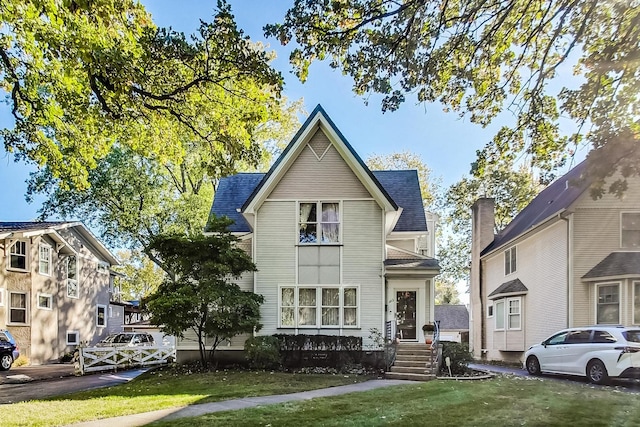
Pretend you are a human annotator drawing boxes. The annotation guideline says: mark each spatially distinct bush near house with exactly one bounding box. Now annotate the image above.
[273,334,362,368]
[244,336,281,370]
[441,342,473,375]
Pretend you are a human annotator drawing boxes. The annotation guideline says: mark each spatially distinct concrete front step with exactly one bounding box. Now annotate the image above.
[385,371,436,381]
[394,360,434,368]
[389,366,431,375]
[394,355,431,362]
[396,350,432,357]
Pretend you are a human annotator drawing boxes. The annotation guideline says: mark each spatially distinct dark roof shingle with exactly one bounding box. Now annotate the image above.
[488,278,528,299]
[434,305,469,330]
[0,221,71,232]
[583,252,640,279]
[384,258,440,269]
[372,170,427,232]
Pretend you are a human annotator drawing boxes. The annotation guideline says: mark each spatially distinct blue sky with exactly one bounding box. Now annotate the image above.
[0,1,583,222]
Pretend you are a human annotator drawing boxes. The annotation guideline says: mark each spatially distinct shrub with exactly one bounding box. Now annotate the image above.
[12,355,29,367]
[244,335,281,370]
[273,334,362,368]
[441,342,473,375]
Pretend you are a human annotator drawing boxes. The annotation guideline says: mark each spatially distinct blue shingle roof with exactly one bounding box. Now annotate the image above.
[209,170,427,234]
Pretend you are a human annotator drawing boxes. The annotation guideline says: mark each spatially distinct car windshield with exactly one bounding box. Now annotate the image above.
[112,334,132,344]
[622,330,640,343]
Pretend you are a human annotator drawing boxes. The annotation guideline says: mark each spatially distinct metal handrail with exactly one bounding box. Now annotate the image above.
[429,320,441,375]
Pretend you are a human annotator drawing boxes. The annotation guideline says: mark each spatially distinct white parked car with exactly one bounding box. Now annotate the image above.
[524,326,640,384]
[96,332,155,347]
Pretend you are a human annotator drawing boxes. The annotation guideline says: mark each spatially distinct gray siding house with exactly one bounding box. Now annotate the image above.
[177,105,439,358]
[0,222,118,364]
[471,161,640,364]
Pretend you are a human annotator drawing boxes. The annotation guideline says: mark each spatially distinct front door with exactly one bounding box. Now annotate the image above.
[396,291,417,340]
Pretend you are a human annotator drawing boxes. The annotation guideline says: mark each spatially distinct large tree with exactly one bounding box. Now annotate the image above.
[146,218,263,368]
[112,250,165,301]
[1,0,284,188]
[267,1,640,194]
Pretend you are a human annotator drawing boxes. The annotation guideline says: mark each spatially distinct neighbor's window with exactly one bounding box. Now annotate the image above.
[487,303,494,318]
[635,282,640,325]
[508,298,521,329]
[622,213,640,248]
[299,202,340,243]
[66,331,79,345]
[67,255,79,298]
[39,244,52,276]
[504,247,517,275]
[9,291,28,324]
[279,286,358,328]
[597,283,620,324]
[494,297,522,331]
[96,305,107,327]
[9,240,27,271]
[37,293,52,310]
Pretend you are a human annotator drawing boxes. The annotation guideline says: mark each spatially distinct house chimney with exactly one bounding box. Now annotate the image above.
[470,198,495,359]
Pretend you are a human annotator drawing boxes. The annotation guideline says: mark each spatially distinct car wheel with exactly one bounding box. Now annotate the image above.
[526,356,541,375]
[0,353,13,371]
[587,359,608,384]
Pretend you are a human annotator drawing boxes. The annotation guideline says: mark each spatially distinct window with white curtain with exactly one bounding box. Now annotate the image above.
[299,202,340,243]
[280,286,358,328]
[9,240,28,271]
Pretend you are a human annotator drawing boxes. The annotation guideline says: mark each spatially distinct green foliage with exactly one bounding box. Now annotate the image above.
[1,0,285,189]
[274,334,362,368]
[112,250,165,300]
[268,0,640,194]
[244,336,281,370]
[441,342,473,375]
[435,280,461,305]
[146,220,263,368]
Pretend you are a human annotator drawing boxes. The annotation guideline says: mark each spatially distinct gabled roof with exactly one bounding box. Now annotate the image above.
[488,278,528,299]
[582,252,640,281]
[434,305,469,330]
[0,221,118,265]
[241,105,397,214]
[209,105,429,234]
[482,160,589,255]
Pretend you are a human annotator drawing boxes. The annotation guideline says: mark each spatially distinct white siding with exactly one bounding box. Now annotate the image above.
[483,220,568,361]
[255,201,297,335]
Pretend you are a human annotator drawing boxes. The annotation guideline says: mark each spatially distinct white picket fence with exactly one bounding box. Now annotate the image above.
[76,345,176,375]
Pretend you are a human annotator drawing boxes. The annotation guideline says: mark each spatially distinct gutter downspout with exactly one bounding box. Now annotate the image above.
[559,212,573,328]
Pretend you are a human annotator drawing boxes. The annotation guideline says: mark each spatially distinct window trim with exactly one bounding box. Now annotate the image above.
[96,304,107,328]
[66,330,79,346]
[634,281,640,326]
[37,293,53,311]
[38,243,52,276]
[487,302,494,318]
[0,288,4,307]
[8,291,29,325]
[66,255,79,299]
[504,246,517,275]
[621,211,640,249]
[7,239,29,272]
[298,201,342,245]
[494,297,522,331]
[596,282,621,325]
[278,285,359,328]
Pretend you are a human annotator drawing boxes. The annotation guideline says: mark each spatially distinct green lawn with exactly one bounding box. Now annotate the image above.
[0,369,373,427]
[149,376,640,427]
[3,369,640,427]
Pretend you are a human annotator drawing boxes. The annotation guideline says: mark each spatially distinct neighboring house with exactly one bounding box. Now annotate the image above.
[470,161,640,364]
[434,304,469,343]
[0,222,118,364]
[177,105,439,360]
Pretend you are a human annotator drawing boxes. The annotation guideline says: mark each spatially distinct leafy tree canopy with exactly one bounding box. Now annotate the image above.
[112,249,165,301]
[267,0,640,194]
[146,217,263,368]
[435,280,461,305]
[1,0,284,188]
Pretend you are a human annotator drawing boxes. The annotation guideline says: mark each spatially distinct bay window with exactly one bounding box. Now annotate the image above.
[494,297,521,330]
[280,286,358,328]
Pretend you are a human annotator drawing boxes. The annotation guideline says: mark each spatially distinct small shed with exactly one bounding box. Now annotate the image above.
[435,304,469,343]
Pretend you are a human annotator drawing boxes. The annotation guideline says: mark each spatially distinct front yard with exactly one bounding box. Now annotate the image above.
[2,368,639,426]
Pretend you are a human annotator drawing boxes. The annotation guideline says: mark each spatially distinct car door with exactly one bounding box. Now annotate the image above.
[559,329,592,374]
[538,331,570,372]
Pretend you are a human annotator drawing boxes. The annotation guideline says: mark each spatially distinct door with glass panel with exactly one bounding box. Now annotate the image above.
[396,291,417,340]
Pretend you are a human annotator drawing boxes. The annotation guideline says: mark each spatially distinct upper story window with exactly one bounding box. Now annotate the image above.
[504,247,517,275]
[8,240,28,271]
[299,202,340,244]
[39,243,52,276]
[67,255,79,298]
[621,212,640,248]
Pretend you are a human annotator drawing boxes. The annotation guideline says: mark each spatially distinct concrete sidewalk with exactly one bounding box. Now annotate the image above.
[71,379,417,427]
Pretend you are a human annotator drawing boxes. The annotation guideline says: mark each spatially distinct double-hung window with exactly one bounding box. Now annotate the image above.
[67,255,79,298]
[504,247,516,275]
[9,291,28,324]
[494,297,521,330]
[37,293,52,310]
[299,202,340,243]
[96,305,107,328]
[597,283,620,324]
[280,286,358,328]
[621,213,640,248]
[8,240,27,271]
[39,244,51,276]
